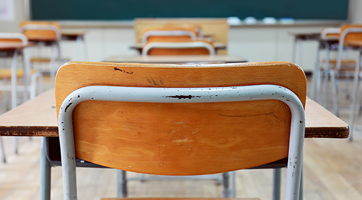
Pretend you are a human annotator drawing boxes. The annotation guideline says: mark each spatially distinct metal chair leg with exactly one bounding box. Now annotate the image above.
[272,168,282,200]
[117,170,128,197]
[348,50,362,142]
[40,137,51,200]
[222,172,230,198]
[231,171,236,198]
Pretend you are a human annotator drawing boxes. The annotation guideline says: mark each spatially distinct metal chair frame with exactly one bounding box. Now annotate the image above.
[57,84,305,200]
[142,30,197,44]
[142,41,215,56]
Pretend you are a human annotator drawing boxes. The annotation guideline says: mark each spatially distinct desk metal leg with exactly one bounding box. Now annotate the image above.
[222,172,230,197]
[231,171,236,198]
[50,44,56,86]
[272,168,281,200]
[311,43,322,100]
[330,70,339,116]
[77,36,88,61]
[11,50,19,154]
[323,43,331,108]
[40,137,51,200]
[292,38,298,63]
[117,170,127,197]
[298,40,303,67]
[22,48,30,101]
[348,50,362,142]
[0,137,5,163]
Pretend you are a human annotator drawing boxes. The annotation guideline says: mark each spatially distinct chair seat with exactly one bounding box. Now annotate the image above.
[30,57,70,63]
[101,198,259,200]
[0,69,38,79]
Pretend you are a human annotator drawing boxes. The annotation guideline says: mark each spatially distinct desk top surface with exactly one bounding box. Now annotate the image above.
[0,89,349,138]
[104,55,246,63]
[289,32,339,41]
[61,31,86,41]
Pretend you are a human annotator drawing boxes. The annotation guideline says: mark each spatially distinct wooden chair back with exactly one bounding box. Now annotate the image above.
[55,61,306,175]
[320,27,340,40]
[20,21,61,41]
[142,27,199,44]
[340,24,362,45]
[163,24,203,38]
[142,39,215,55]
[0,33,28,46]
[135,18,229,55]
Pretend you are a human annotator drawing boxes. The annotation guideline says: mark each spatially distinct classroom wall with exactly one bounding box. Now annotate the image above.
[1,0,362,72]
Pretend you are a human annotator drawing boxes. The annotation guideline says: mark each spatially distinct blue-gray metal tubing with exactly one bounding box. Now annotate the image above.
[58,85,305,200]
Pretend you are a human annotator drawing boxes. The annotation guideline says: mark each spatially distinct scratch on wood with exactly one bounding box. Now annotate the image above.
[114,67,133,74]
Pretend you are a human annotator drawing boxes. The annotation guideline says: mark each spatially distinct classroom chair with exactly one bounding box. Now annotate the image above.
[333,24,362,141]
[141,27,200,44]
[310,27,340,111]
[322,25,362,118]
[53,61,306,200]
[20,21,62,85]
[142,39,215,56]
[0,32,42,155]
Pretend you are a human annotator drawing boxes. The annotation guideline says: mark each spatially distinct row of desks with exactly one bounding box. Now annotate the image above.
[0,31,349,139]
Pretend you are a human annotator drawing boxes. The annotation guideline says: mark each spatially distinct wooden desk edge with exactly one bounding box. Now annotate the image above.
[0,127,349,138]
[0,126,58,137]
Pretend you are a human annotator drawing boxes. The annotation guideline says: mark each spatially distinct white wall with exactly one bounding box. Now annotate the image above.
[1,0,362,72]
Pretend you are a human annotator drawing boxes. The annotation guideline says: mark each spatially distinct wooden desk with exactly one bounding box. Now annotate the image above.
[0,42,30,110]
[289,32,339,63]
[290,32,340,101]
[61,31,86,41]
[0,89,349,138]
[103,55,246,64]
[62,31,87,61]
[130,42,227,55]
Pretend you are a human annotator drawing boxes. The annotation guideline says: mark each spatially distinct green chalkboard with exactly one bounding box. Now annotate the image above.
[31,0,349,21]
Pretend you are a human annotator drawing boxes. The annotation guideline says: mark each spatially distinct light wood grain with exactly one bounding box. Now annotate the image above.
[103,55,246,64]
[0,89,57,137]
[305,98,348,138]
[135,19,229,55]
